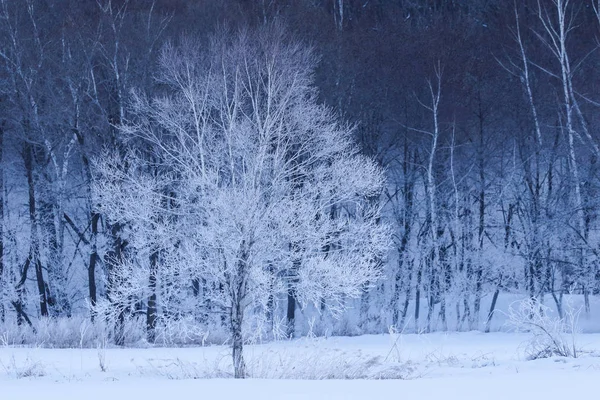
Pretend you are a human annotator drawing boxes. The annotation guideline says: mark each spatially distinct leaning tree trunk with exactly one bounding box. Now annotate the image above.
[485,278,501,333]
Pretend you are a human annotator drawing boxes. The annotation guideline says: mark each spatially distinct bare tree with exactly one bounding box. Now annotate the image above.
[418,65,443,333]
[95,26,389,377]
[535,0,599,313]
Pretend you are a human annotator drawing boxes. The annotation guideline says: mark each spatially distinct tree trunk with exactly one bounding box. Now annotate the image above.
[485,285,500,333]
[551,288,564,320]
[147,250,159,343]
[106,222,127,345]
[24,144,48,317]
[473,94,486,331]
[40,197,70,316]
[472,266,483,330]
[393,145,415,328]
[231,298,246,379]
[287,256,300,338]
[438,241,448,331]
[424,70,441,334]
[114,309,125,347]
[266,264,275,334]
[414,267,422,331]
[426,265,435,333]
[11,301,35,333]
[74,124,100,319]
[286,283,296,338]
[392,255,405,327]
[360,284,370,331]
[89,212,99,314]
[15,257,32,327]
[399,262,412,330]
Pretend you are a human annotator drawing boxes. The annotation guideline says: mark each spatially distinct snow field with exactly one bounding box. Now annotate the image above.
[1,331,599,399]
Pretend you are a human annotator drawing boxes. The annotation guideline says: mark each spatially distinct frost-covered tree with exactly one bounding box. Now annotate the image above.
[94,25,389,378]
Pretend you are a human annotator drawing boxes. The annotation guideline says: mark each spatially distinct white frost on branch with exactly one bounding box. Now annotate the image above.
[92,25,390,377]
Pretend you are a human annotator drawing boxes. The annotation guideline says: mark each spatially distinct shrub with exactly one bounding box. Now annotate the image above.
[507,298,580,359]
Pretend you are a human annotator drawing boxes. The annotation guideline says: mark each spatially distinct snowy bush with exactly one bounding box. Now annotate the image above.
[0,315,146,348]
[0,316,96,348]
[153,316,218,346]
[223,336,418,380]
[0,355,46,379]
[507,298,580,359]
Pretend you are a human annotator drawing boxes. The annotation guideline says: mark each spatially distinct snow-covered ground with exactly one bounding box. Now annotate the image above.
[1,332,599,399]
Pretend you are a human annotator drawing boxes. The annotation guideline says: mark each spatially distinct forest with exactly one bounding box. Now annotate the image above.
[1,0,600,370]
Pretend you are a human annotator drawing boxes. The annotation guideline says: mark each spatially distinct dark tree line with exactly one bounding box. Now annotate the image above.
[0,0,600,345]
